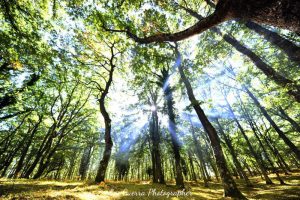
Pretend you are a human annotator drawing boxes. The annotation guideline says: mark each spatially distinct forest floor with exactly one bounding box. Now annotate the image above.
[0,172,299,200]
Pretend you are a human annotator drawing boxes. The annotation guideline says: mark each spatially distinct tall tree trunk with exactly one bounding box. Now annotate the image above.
[224,97,273,184]
[33,135,63,179]
[188,150,197,182]
[260,129,292,173]
[250,121,285,183]
[188,116,209,187]
[1,136,27,177]
[79,145,93,180]
[95,98,113,182]
[201,132,220,181]
[252,111,292,173]
[95,60,115,183]
[176,5,300,102]
[223,34,300,103]
[243,161,254,176]
[215,118,253,187]
[0,113,29,159]
[253,129,285,184]
[243,86,300,160]
[177,57,245,199]
[245,21,300,66]
[237,98,286,184]
[277,106,300,133]
[159,68,184,188]
[150,105,165,184]
[67,150,78,180]
[124,0,300,44]
[22,124,56,178]
[13,117,42,178]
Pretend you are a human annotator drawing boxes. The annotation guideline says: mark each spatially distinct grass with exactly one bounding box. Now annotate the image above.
[0,172,299,200]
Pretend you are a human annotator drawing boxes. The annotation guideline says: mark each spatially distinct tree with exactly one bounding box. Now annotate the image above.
[147,88,165,184]
[176,46,246,199]
[102,0,300,44]
[156,67,185,188]
[215,118,253,187]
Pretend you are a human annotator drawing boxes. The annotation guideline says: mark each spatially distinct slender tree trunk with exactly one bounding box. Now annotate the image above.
[231,165,240,179]
[290,154,300,168]
[224,97,273,184]
[201,132,220,181]
[0,113,29,159]
[188,117,209,187]
[22,124,56,178]
[238,99,286,184]
[159,68,184,188]
[95,105,112,183]
[177,4,300,102]
[251,124,285,184]
[243,161,254,176]
[79,145,93,180]
[188,150,197,182]
[148,92,165,184]
[222,34,300,103]
[1,137,27,177]
[177,59,245,199]
[202,161,211,181]
[67,152,78,180]
[254,131,285,184]
[216,119,253,187]
[262,131,292,173]
[33,136,63,179]
[95,63,114,183]
[243,86,300,160]
[195,158,209,182]
[245,21,300,66]
[277,106,300,133]
[13,117,42,178]
[251,160,263,178]
[153,110,165,184]
[246,110,291,174]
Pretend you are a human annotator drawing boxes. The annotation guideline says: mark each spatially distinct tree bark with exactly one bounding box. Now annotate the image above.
[222,34,300,103]
[215,118,253,187]
[245,21,300,66]
[201,132,220,181]
[277,106,300,133]
[188,150,197,182]
[13,117,42,178]
[95,94,113,183]
[149,103,165,184]
[243,86,300,160]
[109,0,300,44]
[95,56,115,183]
[237,97,286,183]
[177,3,300,103]
[188,116,209,187]
[177,57,245,198]
[159,67,184,188]
[260,129,292,173]
[224,97,273,184]
[79,145,93,180]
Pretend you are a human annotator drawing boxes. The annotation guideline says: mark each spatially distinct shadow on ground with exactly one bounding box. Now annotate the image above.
[0,172,299,199]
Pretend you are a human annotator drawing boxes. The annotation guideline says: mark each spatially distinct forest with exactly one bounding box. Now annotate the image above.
[0,0,299,199]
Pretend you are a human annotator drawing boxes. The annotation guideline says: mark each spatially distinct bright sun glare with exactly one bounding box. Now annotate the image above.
[150,105,156,111]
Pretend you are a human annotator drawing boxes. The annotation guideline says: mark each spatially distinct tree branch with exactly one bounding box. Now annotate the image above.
[101,0,231,44]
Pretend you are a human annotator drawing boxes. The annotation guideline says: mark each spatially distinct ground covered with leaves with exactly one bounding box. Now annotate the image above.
[0,173,299,200]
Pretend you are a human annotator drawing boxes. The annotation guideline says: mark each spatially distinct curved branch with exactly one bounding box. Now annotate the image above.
[102,0,231,44]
